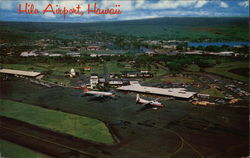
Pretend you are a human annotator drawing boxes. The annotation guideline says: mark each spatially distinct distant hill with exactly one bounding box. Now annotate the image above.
[0,17,248,42]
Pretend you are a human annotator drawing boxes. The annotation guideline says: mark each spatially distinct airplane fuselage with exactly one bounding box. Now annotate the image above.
[137,97,163,107]
[85,91,114,97]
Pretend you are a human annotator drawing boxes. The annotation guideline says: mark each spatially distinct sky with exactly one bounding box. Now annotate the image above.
[0,0,249,22]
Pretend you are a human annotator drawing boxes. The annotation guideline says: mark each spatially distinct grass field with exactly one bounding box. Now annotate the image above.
[204,62,249,83]
[43,76,71,86]
[0,139,52,158]
[83,63,104,76]
[201,88,225,98]
[107,61,136,73]
[36,63,83,76]
[185,64,200,72]
[149,64,167,77]
[160,76,194,83]
[0,99,114,144]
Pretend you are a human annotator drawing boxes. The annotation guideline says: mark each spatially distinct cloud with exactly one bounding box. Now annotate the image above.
[0,0,15,10]
[43,12,56,19]
[139,0,198,9]
[117,9,213,21]
[220,1,229,8]
[238,1,249,7]
[194,1,208,8]
[120,15,161,21]
[101,0,133,11]
[135,0,145,8]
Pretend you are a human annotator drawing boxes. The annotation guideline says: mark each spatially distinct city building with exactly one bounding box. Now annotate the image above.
[20,51,38,57]
[108,79,124,88]
[90,73,99,89]
[83,67,91,71]
[87,46,100,51]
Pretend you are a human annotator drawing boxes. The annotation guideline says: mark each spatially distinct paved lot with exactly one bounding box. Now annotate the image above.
[0,77,248,158]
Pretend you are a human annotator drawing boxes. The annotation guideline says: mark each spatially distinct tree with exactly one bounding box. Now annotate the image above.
[168,61,182,73]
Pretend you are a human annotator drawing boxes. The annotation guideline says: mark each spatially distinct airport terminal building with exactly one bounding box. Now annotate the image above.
[117,83,196,99]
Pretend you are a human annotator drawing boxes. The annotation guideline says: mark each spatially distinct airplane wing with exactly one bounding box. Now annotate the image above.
[154,98,161,101]
[95,94,104,98]
[142,102,153,107]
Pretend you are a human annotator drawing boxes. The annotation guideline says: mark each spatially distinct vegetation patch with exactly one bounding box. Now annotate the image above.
[0,139,52,158]
[107,61,135,74]
[160,76,194,83]
[229,68,249,78]
[201,88,225,98]
[204,62,249,83]
[185,64,200,72]
[0,99,115,145]
[82,63,104,76]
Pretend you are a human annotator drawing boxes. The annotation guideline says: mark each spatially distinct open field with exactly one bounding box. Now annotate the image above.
[106,61,166,75]
[160,76,194,83]
[0,139,52,158]
[204,62,249,83]
[83,63,104,76]
[43,76,71,86]
[0,116,103,158]
[185,64,200,72]
[106,61,136,74]
[0,99,114,144]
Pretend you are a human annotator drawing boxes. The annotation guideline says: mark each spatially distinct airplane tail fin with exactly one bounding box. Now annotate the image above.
[136,94,140,102]
[81,85,89,92]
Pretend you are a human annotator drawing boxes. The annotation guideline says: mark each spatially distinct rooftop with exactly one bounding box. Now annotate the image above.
[0,69,41,77]
[117,84,196,99]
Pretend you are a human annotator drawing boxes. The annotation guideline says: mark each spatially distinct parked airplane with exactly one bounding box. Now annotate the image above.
[75,85,115,98]
[136,94,164,107]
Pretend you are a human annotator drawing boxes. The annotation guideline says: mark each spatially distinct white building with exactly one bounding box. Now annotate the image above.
[197,93,210,99]
[40,52,49,56]
[90,54,98,57]
[145,50,155,56]
[49,54,63,57]
[207,51,234,56]
[70,68,76,78]
[90,74,99,89]
[140,70,149,74]
[108,79,124,87]
[219,51,234,56]
[162,45,177,49]
[20,51,38,57]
